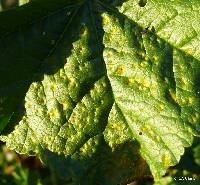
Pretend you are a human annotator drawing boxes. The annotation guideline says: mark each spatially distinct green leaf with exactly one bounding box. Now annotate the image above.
[154,138,200,185]
[119,0,200,61]
[0,0,82,134]
[19,0,31,6]
[1,0,200,183]
[102,12,194,180]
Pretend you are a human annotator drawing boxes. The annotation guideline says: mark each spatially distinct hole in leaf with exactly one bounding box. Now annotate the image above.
[139,0,147,7]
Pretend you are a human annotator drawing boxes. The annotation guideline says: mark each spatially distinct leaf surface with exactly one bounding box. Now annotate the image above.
[0,0,81,133]
[1,0,200,183]
[102,12,194,179]
[120,0,200,60]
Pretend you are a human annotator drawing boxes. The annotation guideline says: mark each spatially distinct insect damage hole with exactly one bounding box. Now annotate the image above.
[139,0,147,7]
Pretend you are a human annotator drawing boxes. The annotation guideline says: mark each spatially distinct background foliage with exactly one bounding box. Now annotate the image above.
[0,140,200,185]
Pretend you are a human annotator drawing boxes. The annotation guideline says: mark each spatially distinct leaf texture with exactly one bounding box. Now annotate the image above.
[120,0,200,60]
[102,12,194,179]
[1,0,200,183]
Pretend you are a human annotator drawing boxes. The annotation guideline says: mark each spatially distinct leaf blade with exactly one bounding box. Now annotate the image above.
[102,12,194,179]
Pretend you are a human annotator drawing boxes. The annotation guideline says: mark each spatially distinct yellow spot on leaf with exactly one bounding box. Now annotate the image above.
[111,123,120,129]
[49,110,59,119]
[153,56,159,62]
[102,15,110,26]
[117,66,125,75]
[141,79,149,88]
[188,127,192,133]
[181,98,186,104]
[69,78,76,87]
[148,91,156,97]
[140,61,148,68]
[188,97,193,104]
[106,36,112,43]
[111,27,119,34]
[140,124,150,132]
[153,135,160,142]
[127,78,134,85]
[60,71,66,79]
[159,104,164,111]
[181,78,188,85]
[162,153,171,168]
[150,82,156,89]
[26,102,32,108]
[138,51,145,57]
[77,123,82,129]
[106,51,112,58]
[178,65,184,71]
[191,115,198,124]
[50,84,57,91]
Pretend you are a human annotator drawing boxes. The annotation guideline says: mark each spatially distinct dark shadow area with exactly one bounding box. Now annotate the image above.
[109,0,127,7]
[138,0,147,7]
[0,5,82,134]
[174,137,200,175]
[41,135,150,185]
